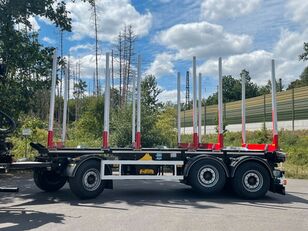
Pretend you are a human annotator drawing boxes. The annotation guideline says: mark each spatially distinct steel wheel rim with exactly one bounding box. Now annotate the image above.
[242,170,263,192]
[197,165,219,188]
[82,168,100,191]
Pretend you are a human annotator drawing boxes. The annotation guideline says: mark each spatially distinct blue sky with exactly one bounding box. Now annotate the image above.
[30,0,307,102]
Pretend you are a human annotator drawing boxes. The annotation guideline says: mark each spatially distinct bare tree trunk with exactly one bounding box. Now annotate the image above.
[115,26,136,107]
[92,0,99,96]
[126,25,136,103]
[119,32,122,106]
[93,72,96,96]
[111,49,114,89]
[122,26,127,106]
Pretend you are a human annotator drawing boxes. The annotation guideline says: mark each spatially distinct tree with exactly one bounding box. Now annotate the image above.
[0,0,73,119]
[222,75,241,102]
[141,75,163,112]
[73,79,87,120]
[0,0,72,76]
[154,107,177,147]
[287,42,308,89]
[115,25,136,106]
[299,42,308,61]
[89,0,99,95]
[287,67,308,89]
[0,31,54,119]
[240,69,259,98]
[108,75,164,147]
[258,80,272,94]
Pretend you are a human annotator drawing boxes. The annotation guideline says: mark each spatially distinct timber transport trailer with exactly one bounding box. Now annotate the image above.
[0,50,286,199]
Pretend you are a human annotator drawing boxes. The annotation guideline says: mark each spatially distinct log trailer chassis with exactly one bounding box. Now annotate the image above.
[0,51,286,199]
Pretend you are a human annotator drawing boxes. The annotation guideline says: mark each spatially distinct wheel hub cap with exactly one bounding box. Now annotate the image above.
[83,169,100,191]
[198,166,219,187]
[243,171,263,192]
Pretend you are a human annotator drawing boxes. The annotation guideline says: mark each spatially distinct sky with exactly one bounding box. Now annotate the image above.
[29,0,308,102]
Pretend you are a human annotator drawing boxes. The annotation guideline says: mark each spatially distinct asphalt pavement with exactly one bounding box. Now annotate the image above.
[0,172,307,231]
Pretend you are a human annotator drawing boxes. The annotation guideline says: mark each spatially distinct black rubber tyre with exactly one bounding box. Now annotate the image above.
[69,160,104,199]
[188,159,226,194]
[232,162,270,199]
[33,169,67,192]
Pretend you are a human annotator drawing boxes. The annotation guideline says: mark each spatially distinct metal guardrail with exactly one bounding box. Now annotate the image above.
[181,86,308,127]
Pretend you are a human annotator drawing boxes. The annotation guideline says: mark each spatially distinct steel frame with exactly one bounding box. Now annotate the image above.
[100,160,184,180]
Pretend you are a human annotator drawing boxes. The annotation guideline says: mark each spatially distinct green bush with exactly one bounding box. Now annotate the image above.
[11,115,48,159]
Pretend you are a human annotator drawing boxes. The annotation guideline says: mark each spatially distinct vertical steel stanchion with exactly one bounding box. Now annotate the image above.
[198,73,202,144]
[103,53,110,148]
[132,71,136,146]
[136,55,142,149]
[192,57,198,148]
[61,67,68,143]
[217,57,224,148]
[204,87,207,138]
[177,72,181,145]
[241,71,246,145]
[292,87,295,132]
[271,59,278,149]
[263,94,266,130]
[48,49,57,148]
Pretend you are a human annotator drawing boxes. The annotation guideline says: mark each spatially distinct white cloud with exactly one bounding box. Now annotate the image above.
[67,52,123,80]
[200,0,261,20]
[198,32,307,86]
[68,54,106,79]
[38,16,53,25]
[146,53,175,78]
[273,28,307,83]
[156,21,252,60]
[67,0,152,42]
[274,28,308,61]
[69,44,94,54]
[158,89,185,103]
[198,50,273,85]
[28,16,40,31]
[286,0,308,26]
[42,37,56,45]
[276,60,305,84]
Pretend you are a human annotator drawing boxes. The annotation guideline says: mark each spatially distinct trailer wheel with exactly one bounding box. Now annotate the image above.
[188,159,226,194]
[33,169,67,192]
[232,162,270,199]
[69,160,104,199]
